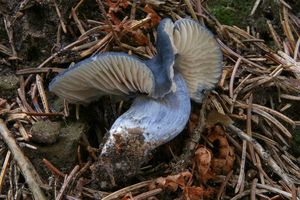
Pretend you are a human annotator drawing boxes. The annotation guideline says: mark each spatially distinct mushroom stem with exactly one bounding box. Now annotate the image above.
[91,73,191,188]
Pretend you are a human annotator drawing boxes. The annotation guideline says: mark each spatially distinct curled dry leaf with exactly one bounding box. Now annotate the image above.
[206,110,233,127]
[153,171,213,199]
[194,145,213,183]
[207,125,235,174]
[143,4,161,28]
[123,27,149,45]
[155,171,193,191]
[183,186,214,200]
[106,0,129,14]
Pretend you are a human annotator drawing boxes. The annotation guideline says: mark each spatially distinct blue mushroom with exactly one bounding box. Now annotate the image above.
[49,18,223,188]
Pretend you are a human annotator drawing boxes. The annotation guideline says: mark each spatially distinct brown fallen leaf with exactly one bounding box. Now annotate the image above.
[194,145,213,183]
[207,125,236,174]
[143,4,161,29]
[206,110,233,127]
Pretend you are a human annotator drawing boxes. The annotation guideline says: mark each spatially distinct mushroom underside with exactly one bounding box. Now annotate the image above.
[173,18,223,102]
[49,52,155,104]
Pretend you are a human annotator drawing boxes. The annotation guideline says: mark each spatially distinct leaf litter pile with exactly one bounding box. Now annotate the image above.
[1,0,300,199]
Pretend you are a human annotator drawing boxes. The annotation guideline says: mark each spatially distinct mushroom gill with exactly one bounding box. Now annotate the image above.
[173,18,223,102]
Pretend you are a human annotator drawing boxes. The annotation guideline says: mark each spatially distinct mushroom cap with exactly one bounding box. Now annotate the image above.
[145,18,176,98]
[173,18,223,102]
[49,52,155,104]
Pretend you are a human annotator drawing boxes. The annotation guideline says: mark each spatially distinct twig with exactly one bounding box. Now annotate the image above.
[250,0,261,15]
[218,39,266,70]
[102,180,153,200]
[293,37,300,60]
[133,188,163,200]
[17,121,30,141]
[36,75,50,113]
[252,107,292,138]
[43,158,65,177]
[130,0,137,20]
[3,16,18,59]
[235,139,246,193]
[71,8,85,35]
[52,0,67,33]
[16,68,63,75]
[280,94,300,101]
[0,119,47,200]
[182,0,198,20]
[0,151,11,194]
[266,20,282,49]
[250,178,258,200]
[246,95,256,164]
[217,170,233,200]
[227,124,295,188]
[95,0,121,46]
[56,165,80,200]
[229,58,242,98]
[257,183,298,199]
[231,189,267,200]
[80,32,112,57]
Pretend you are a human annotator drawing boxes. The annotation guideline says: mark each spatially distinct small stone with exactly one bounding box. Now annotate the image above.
[0,75,19,98]
[25,120,88,178]
[30,120,61,144]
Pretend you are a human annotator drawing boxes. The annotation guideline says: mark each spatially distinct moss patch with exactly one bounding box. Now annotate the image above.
[207,0,255,27]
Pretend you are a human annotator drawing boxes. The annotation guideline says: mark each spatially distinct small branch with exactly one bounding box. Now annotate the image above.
[0,119,47,200]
